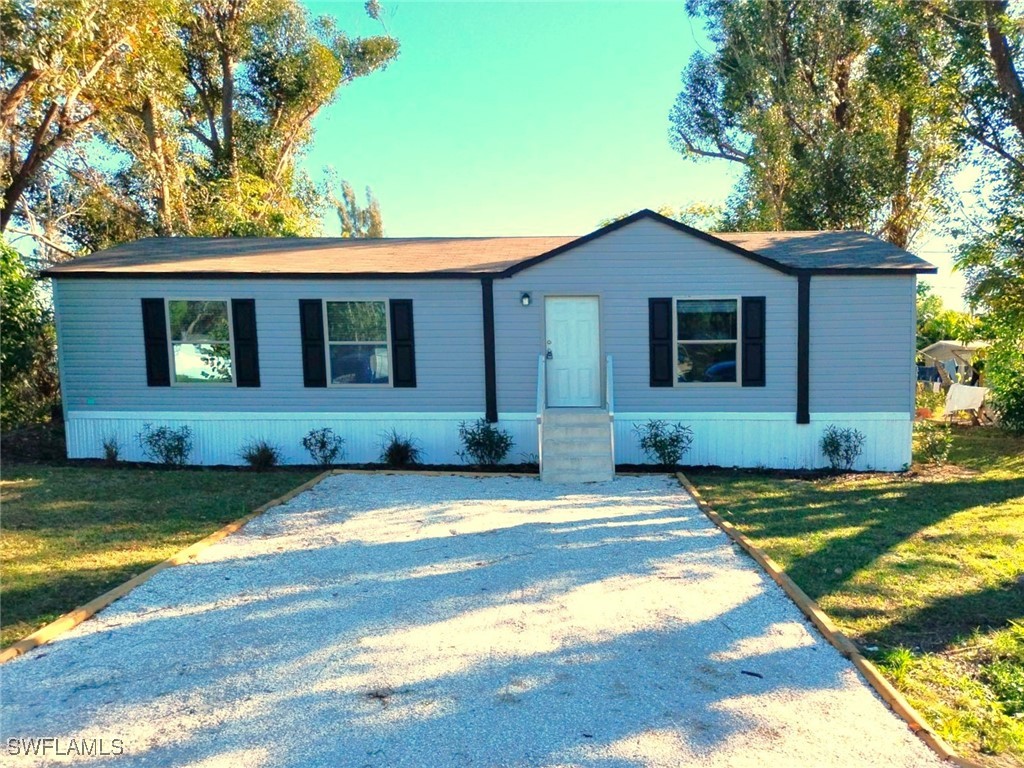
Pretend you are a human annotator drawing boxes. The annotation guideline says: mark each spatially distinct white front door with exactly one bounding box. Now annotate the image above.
[545,296,601,407]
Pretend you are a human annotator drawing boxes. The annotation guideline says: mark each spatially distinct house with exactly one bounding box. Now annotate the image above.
[41,209,936,478]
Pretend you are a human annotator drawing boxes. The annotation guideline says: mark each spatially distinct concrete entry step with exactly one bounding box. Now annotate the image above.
[540,407,614,483]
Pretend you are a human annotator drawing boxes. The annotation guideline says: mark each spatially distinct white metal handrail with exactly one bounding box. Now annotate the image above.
[605,354,615,466]
[536,354,546,469]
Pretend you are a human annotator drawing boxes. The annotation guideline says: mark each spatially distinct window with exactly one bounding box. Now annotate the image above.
[675,298,739,384]
[167,300,234,384]
[325,301,390,385]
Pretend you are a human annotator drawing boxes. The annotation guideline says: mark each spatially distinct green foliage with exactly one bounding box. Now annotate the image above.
[916,383,946,416]
[0,242,43,382]
[819,425,866,471]
[670,0,961,246]
[0,241,59,429]
[915,283,980,350]
[457,419,513,466]
[875,646,917,689]
[137,424,193,466]
[302,427,344,467]
[915,421,953,465]
[0,0,182,233]
[239,439,282,472]
[936,1,1023,437]
[985,330,1024,434]
[598,203,725,232]
[985,659,1024,717]
[634,420,694,468]
[3,0,399,249]
[378,429,422,468]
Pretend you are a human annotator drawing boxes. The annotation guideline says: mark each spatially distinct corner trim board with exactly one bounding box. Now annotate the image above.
[797,272,810,424]
[481,277,498,423]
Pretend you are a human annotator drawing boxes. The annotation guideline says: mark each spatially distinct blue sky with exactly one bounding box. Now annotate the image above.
[302,1,966,307]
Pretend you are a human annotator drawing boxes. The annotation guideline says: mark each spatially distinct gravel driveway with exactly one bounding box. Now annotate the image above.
[1,474,942,767]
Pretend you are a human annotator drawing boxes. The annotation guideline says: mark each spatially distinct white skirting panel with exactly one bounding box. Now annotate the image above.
[613,412,912,471]
[65,411,539,466]
[65,410,910,470]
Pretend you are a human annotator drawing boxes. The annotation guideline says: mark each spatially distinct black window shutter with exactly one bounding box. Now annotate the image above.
[141,298,170,387]
[741,296,766,387]
[299,299,327,387]
[389,299,417,388]
[649,298,674,387]
[231,299,260,387]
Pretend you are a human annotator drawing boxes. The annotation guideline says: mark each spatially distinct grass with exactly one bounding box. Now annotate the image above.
[0,465,316,649]
[688,426,1024,766]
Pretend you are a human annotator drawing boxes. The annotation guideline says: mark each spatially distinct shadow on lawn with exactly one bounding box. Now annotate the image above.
[884,582,1024,651]
[0,478,885,768]
[1,564,145,639]
[694,472,1024,649]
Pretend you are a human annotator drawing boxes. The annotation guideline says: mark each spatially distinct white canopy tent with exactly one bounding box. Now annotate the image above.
[919,340,989,385]
[918,340,988,365]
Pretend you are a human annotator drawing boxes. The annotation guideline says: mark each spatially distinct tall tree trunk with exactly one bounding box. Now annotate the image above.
[984,0,1024,141]
[141,97,174,236]
[885,104,913,249]
[219,47,236,173]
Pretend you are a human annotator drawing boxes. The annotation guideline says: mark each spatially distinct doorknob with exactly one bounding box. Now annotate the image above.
[545,350,553,360]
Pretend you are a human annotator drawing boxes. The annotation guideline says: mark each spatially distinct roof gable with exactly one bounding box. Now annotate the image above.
[498,209,802,277]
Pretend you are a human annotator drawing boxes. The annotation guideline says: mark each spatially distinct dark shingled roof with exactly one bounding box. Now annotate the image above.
[715,230,933,271]
[41,209,936,279]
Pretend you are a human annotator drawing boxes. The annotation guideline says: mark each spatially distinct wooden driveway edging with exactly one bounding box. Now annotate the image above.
[0,470,335,665]
[676,472,982,768]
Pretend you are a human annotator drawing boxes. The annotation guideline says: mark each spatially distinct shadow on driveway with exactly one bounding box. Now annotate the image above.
[0,475,942,767]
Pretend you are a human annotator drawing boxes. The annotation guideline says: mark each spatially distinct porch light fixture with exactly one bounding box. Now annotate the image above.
[520,292,532,306]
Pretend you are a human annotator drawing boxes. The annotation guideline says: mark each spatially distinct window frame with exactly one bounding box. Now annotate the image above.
[672,295,742,388]
[322,298,394,388]
[165,298,236,387]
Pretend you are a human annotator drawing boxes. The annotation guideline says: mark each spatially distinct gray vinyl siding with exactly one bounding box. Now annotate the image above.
[53,277,484,413]
[493,217,798,413]
[809,274,916,413]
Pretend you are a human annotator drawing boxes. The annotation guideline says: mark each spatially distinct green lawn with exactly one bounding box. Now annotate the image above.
[0,466,316,648]
[689,427,1024,767]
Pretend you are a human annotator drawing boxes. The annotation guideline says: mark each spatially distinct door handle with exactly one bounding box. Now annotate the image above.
[545,350,553,360]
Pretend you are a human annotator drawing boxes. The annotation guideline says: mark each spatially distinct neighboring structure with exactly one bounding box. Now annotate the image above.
[42,210,935,476]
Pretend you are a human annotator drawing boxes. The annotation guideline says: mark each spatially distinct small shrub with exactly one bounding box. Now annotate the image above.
[379,429,422,467]
[240,438,282,472]
[915,421,953,465]
[102,436,121,466]
[819,424,866,471]
[634,420,694,468]
[457,419,513,466]
[302,427,344,467]
[137,424,193,466]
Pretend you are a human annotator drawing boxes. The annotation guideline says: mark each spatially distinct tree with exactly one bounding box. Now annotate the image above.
[598,203,724,231]
[0,0,180,233]
[328,174,384,238]
[0,240,58,428]
[3,0,399,250]
[915,283,981,350]
[935,0,1024,431]
[669,0,961,246]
